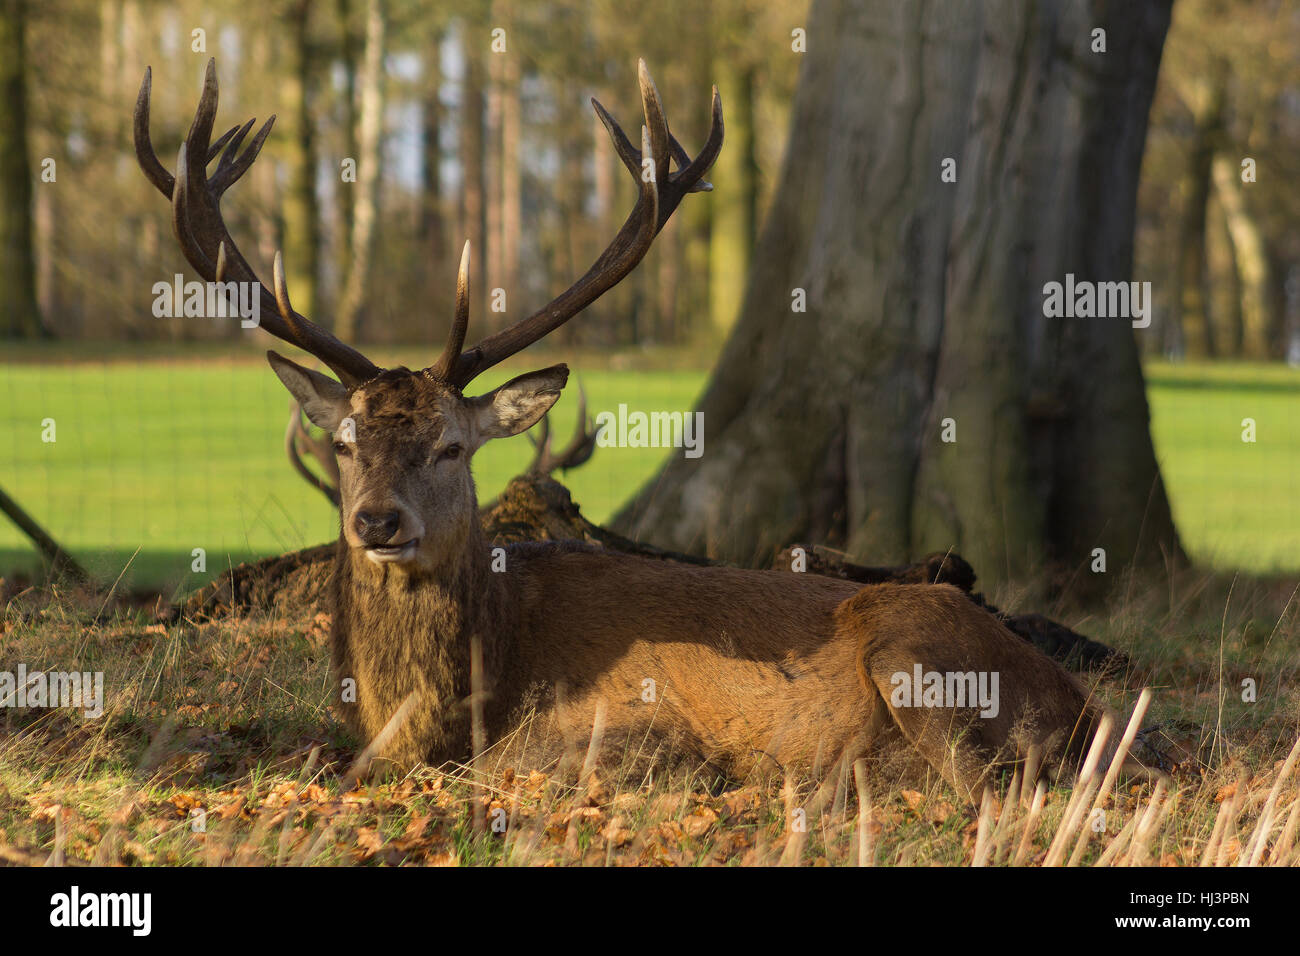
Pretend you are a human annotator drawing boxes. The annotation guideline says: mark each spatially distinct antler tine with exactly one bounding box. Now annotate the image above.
[591,98,640,178]
[443,60,720,389]
[527,386,596,476]
[444,122,660,384]
[272,250,312,348]
[211,114,275,196]
[137,58,380,388]
[170,141,216,274]
[207,123,241,164]
[133,66,175,198]
[553,385,597,470]
[675,85,723,194]
[286,401,341,506]
[638,60,672,192]
[526,411,553,474]
[428,241,471,383]
[561,428,598,471]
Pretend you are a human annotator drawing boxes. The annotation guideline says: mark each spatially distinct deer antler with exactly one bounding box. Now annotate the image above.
[527,387,598,476]
[285,401,341,505]
[428,59,722,390]
[134,58,380,387]
[137,58,719,394]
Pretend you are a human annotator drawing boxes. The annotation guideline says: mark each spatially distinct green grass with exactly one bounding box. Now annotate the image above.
[0,346,707,591]
[3,348,1300,589]
[1146,361,1300,572]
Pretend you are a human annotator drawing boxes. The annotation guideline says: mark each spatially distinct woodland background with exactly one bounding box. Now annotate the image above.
[0,1,1294,356]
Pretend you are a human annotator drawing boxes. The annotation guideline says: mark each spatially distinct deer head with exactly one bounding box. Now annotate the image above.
[135,58,722,574]
[267,329,569,570]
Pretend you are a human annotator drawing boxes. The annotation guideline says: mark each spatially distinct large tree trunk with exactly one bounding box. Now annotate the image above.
[0,0,42,337]
[614,0,1182,591]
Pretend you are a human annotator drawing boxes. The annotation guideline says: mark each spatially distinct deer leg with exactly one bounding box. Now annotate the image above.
[838,583,1104,803]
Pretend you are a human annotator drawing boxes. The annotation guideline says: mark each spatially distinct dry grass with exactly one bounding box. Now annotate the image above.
[0,566,1297,867]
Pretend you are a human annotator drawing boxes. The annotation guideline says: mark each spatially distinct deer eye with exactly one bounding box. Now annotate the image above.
[332,441,352,457]
[441,443,462,461]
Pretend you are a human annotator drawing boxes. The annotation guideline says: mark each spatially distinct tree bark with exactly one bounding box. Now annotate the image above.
[614,0,1182,591]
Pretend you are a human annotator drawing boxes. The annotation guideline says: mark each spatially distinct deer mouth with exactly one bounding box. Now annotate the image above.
[364,539,419,564]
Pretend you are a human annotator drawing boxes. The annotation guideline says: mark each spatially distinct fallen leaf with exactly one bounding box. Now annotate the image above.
[354,827,386,859]
[682,806,719,837]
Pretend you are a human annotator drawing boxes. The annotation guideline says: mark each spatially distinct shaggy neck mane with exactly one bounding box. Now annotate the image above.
[329,518,516,765]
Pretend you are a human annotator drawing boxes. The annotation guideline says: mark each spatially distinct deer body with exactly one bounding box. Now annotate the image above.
[333,534,1100,798]
[138,59,1106,803]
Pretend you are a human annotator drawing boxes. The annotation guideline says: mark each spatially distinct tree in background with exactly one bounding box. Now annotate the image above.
[7,0,1297,371]
[8,0,807,346]
[334,0,386,340]
[616,0,1183,591]
[278,0,323,322]
[1137,0,1299,359]
[0,0,42,337]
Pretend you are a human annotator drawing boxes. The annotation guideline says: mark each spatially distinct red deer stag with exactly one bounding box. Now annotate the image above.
[136,59,1118,801]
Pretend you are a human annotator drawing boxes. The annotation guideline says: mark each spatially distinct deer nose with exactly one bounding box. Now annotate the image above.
[354,510,401,545]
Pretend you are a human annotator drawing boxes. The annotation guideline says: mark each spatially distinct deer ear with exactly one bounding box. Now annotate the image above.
[469,364,569,444]
[267,351,351,431]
